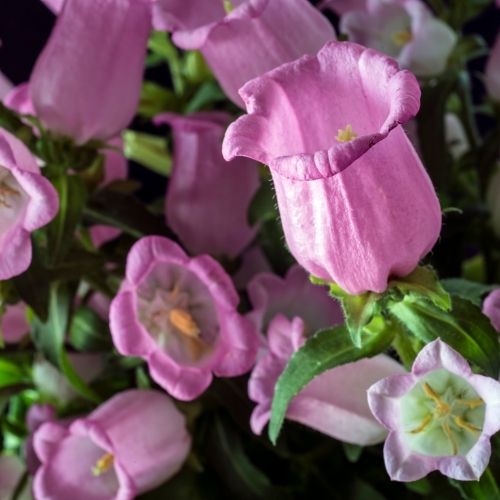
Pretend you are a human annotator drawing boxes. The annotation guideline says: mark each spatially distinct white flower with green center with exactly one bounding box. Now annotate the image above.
[368,339,500,482]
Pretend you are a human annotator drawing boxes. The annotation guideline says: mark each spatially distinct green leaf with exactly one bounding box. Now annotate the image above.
[122,131,172,176]
[389,266,451,311]
[32,282,72,366]
[405,478,432,495]
[46,174,87,265]
[441,278,497,306]
[389,297,500,377]
[69,307,111,352]
[32,282,99,402]
[449,468,499,500]
[269,321,395,444]
[184,81,226,114]
[0,358,30,389]
[339,292,380,348]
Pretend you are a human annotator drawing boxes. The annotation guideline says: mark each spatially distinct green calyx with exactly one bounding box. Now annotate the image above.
[400,369,485,457]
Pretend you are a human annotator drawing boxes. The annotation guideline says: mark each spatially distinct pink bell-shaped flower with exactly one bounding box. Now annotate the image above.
[223,41,441,295]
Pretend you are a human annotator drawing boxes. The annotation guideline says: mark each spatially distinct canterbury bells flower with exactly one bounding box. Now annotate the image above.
[368,339,500,481]
[223,41,441,295]
[154,0,336,106]
[0,128,59,279]
[110,236,259,400]
[33,390,191,499]
[30,0,151,144]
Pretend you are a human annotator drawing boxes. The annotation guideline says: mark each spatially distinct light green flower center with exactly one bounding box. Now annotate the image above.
[400,369,485,457]
[336,124,357,143]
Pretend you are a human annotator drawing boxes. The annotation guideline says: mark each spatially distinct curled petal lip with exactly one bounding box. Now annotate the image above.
[223,41,420,180]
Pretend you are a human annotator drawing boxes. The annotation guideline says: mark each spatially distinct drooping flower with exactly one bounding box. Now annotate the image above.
[154,0,336,106]
[1,302,29,343]
[34,390,191,499]
[0,128,59,280]
[223,41,441,295]
[155,112,259,258]
[249,314,405,444]
[341,0,456,78]
[30,0,151,144]
[368,339,500,481]
[247,264,343,333]
[110,236,259,400]
[485,33,500,102]
[483,289,500,333]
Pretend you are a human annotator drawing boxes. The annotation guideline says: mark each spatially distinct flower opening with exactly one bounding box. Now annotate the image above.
[400,369,485,457]
[91,452,114,477]
[137,263,219,365]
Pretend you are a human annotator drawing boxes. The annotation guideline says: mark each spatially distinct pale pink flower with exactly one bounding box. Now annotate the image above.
[155,112,259,258]
[368,339,500,481]
[0,128,58,279]
[249,314,405,444]
[30,0,151,144]
[34,390,191,500]
[341,0,457,77]
[110,236,259,400]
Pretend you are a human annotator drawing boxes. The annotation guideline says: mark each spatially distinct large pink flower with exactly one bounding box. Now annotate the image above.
[247,264,343,333]
[110,236,259,400]
[30,0,151,144]
[154,0,335,106]
[155,112,259,258]
[34,390,191,500]
[0,128,58,279]
[368,339,500,481]
[249,314,405,445]
[223,41,441,295]
[341,0,457,77]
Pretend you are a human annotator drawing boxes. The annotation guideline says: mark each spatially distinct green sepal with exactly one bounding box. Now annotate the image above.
[449,467,499,500]
[389,296,500,378]
[388,266,451,311]
[268,320,395,444]
[69,306,112,352]
[122,130,172,176]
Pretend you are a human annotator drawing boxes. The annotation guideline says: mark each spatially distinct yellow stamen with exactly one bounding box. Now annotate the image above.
[408,413,433,434]
[0,181,20,208]
[92,453,114,477]
[423,382,450,415]
[453,416,482,433]
[392,30,412,47]
[441,421,458,455]
[455,398,484,409]
[335,124,357,143]
[169,308,201,338]
[223,0,234,14]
